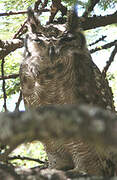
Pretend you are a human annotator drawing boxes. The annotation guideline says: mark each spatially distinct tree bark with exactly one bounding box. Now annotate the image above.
[0,105,117,153]
[0,39,23,59]
[0,105,117,179]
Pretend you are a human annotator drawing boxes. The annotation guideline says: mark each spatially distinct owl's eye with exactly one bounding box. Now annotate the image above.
[33,39,43,43]
[33,39,45,47]
[59,33,75,43]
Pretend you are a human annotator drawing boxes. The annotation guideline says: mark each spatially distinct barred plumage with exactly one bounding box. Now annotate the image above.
[20,8,115,176]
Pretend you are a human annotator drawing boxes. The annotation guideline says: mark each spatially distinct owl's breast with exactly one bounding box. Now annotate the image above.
[20,54,78,107]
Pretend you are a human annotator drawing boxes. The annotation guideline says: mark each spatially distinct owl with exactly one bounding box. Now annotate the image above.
[20,8,115,176]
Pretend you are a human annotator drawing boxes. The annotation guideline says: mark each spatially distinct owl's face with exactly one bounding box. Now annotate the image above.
[24,8,86,65]
[25,31,86,63]
[25,33,57,60]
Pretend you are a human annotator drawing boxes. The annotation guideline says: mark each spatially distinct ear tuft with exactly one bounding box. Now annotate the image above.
[27,7,44,34]
[27,7,34,19]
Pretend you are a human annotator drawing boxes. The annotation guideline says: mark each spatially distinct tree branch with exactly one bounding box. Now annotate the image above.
[0,74,19,80]
[13,20,27,39]
[88,35,107,47]
[15,91,22,111]
[0,39,23,59]
[0,105,117,179]
[102,45,117,78]
[1,58,7,111]
[82,11,117,30]
[8,155,45,164]
[90,40,117,53]
[34,0,42,11]
[34,0,48,12]
[0,105,117,152]
[49,0,67,23]
[0,9,49,17]
[83,0,100,17]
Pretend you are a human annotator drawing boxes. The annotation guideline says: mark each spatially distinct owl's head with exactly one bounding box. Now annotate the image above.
[25,8,62,61]
[24,8,86,62]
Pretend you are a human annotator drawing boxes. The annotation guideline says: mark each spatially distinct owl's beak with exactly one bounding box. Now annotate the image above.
[48,46,55,63]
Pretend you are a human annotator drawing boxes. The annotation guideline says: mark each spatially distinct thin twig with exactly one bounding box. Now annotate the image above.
[0,9,49,17]
[8,155,45,164]
[15,91,22,111]
[90,40,117,53]
[49,0,67,23]
[13,20,27,39]
[42,0,48,9]
[0,74,19,80]
[89,35,107,47]
[102,45,117,78]
[34,0,49,16]
[0,11,27,16]
[1,58,7,111]
[34,0,42,11]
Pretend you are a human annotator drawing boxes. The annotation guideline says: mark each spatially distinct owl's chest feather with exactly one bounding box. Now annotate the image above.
[20,55,78,107]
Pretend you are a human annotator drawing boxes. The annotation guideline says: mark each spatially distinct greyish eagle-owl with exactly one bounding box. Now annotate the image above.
[20,8,116,176]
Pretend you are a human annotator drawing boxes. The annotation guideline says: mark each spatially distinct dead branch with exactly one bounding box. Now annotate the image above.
[0,74,19,80]
[88,35,107,47]
[83,0,100,17]
[90,40,117,53]
[1,58,7,111]
[102,45,117,78]
[0,39,23,59]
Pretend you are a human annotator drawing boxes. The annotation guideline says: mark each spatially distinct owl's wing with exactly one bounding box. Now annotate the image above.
[73,50,115,111]
[20,56,41,108]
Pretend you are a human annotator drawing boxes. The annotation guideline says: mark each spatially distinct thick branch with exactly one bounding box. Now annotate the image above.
[0,105,117,151]
[82,11,117,30]
[0,39,23,59]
